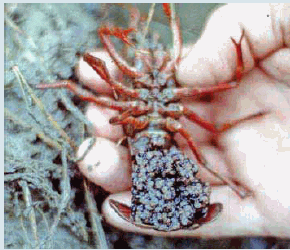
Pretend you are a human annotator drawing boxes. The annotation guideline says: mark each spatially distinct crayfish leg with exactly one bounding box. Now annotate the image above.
[98,26,144,78]
[230,29,245,82]
[161,3,182,72]
[36,80,129,111]
[165,29,246,100]
[83,53,141,99]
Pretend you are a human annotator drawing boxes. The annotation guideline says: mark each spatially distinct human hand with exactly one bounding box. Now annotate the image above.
[76,3,290,237]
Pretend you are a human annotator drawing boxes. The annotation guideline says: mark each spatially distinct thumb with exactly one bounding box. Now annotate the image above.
[101,187,266,237]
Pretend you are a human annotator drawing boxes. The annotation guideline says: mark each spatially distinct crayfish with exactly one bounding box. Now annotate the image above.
[37,4,266,231]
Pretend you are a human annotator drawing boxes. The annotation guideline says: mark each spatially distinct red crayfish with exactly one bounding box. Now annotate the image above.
[37,4,266,231]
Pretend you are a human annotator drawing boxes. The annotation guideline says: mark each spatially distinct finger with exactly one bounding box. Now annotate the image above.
[219,113,290,237]
[102,186,269,237]
[177,3,289,86]
[194,145,233,185]
[177,101,214,143]
[212,67,290,123]
[85,103,124,142]
[212,71,290,184]
[77,137,131,193]
[76,50,119,96]
[260,47,290,85]
[217,111,275,182]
